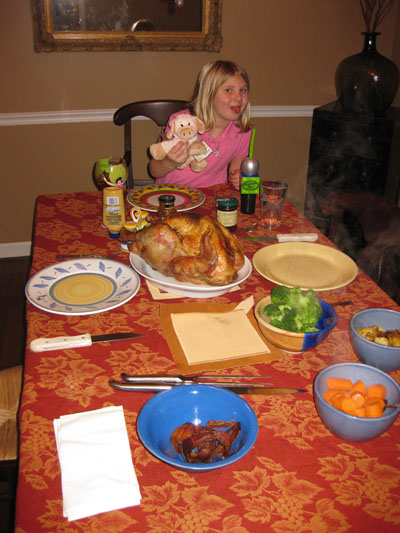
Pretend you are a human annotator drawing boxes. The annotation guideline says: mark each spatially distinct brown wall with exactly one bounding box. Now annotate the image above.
[0,0,399,246]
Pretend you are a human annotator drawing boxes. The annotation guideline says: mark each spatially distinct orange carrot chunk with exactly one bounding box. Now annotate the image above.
[323,389,343,403]
[341,397,357,415]
[366,384,387,399]
[326,377,353,391]
[365,402,383,418]
[351,380,367,395]
[351,391,365,409]
[355,407,367,417]
[365,398,384,418]
[332,395,357,415]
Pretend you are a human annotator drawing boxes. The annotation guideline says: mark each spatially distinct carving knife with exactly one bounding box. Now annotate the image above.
[109,381,307,395]
[30,332,144,352]
[243,233,318,242]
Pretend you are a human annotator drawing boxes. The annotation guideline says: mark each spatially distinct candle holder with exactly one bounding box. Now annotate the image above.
[93,156,128,190]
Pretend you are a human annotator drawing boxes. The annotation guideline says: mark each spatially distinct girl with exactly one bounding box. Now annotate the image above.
[149,60,252,190]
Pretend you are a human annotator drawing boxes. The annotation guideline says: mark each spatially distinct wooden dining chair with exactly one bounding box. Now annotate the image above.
[113,99,188,189]
[321,190,400,303]
[0,365,23,531]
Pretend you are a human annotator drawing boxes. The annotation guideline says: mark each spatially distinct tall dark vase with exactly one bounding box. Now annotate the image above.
[335,32,399,115]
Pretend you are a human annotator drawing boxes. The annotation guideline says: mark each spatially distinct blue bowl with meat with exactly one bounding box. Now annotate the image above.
[137,385,258,472]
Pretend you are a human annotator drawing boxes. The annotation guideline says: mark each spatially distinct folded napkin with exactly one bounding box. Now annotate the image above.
[171,308,268,365]
[146,280,182,300]
[54,405,141,521]
[160,301,284,373]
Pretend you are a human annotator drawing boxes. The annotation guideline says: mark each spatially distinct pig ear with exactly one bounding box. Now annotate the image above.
[194,117,205,134]
[165,118,177,139]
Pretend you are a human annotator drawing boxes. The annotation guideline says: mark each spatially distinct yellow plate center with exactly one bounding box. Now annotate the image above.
[51,273,115,305]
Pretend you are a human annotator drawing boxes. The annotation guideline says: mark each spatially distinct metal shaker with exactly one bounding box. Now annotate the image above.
[240,157,260,214]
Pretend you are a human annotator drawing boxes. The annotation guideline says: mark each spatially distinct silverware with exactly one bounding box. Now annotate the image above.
[243,233,318,242]
[329,301,353,307]
[30,332,144,352]
[109,374,306,395]
[120,373,272,385]
[385,403,400,409]
[56,252,122,259]
[109,382,307,395]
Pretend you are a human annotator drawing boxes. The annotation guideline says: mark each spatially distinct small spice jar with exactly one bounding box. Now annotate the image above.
[216,196,238,232]
[157,194,177,220]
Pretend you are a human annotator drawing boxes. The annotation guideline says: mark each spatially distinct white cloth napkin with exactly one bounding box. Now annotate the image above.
[54,405,141,521]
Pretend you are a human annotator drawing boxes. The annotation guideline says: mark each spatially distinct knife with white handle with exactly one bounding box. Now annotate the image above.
[30,332,144,352]
[243,233,318,242]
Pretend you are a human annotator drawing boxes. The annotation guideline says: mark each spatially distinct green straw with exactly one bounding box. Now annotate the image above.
[249,129,256,158]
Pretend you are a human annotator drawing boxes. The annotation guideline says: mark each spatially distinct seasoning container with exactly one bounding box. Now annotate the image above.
[216,196,238,232]
[119,221,137,252]
[157,194,177,220]
[102,187,126,238]
[240,157,260,214]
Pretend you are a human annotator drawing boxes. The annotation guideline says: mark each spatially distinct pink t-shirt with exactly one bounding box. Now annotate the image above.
[155,110,252,188]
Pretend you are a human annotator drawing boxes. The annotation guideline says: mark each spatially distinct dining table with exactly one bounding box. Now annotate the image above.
[15,183,400,532]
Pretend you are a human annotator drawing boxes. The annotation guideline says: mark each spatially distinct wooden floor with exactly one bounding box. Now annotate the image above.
[0,256,31,533]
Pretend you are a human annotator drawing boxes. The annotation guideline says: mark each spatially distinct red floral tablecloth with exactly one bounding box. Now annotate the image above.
[15,185,400,532]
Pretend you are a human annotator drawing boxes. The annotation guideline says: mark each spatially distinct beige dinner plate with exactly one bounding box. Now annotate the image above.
[252,242,358,291]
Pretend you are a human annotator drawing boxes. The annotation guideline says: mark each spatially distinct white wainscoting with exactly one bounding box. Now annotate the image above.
[0,106,316,127]
[0,105,316,257]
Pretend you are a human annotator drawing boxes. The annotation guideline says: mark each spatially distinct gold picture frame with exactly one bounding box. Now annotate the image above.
[30,0,223,52]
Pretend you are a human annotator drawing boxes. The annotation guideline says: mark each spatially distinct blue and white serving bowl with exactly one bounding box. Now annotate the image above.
[255,296,337,352]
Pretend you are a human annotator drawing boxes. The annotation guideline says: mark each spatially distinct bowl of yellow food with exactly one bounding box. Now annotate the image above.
[349,308,400,372]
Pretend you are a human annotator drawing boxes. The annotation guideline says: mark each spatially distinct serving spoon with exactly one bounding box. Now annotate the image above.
[385,403,400,409]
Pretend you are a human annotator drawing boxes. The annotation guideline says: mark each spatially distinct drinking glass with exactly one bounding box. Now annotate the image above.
[260,181,288,229]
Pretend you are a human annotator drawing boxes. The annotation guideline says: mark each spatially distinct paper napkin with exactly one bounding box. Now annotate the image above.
[54,405,141,521]
[171,308,268,365]
[146,280,182,300]
[160,301,285,373]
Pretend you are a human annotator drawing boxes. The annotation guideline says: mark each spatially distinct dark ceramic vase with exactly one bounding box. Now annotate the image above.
[335,32,399,115]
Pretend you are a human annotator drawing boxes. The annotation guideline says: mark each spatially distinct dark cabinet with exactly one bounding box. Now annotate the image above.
[304,101,400,238]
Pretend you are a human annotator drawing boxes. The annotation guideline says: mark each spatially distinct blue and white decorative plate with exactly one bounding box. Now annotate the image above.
[25,259,140,315]
[127,184,205,212]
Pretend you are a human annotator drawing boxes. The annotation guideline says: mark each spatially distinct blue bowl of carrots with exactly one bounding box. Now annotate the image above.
[314,363,400,442]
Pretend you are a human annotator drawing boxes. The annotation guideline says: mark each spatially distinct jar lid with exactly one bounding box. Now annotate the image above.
[217,196,238,207]
[158,194,175,206]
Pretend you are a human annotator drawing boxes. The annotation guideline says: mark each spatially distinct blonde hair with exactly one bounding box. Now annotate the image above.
[189,60,251,132]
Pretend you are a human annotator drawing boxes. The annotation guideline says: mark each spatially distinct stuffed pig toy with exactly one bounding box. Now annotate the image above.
[150,114,208,172]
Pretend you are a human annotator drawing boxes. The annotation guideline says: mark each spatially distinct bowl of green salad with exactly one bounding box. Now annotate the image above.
[254,286,337,352]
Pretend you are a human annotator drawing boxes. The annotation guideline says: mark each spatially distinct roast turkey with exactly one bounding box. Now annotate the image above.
[128,213,245,286]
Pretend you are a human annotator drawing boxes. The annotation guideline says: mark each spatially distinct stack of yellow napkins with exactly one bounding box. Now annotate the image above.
[171,307,268,365]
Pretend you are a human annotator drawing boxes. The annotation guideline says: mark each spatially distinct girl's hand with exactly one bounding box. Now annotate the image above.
[149,141,189,178]
[166,141,190,167]
[229,168,241,190]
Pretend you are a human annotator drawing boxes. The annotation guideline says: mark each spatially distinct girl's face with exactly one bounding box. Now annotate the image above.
[212,73,249,127]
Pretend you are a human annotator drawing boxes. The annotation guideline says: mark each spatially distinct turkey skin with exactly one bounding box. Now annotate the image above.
[128,213,245,286]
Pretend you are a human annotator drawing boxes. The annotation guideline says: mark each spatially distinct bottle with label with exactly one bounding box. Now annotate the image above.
[240,157,260,214]
[216,196,238,232]
[157,194,177,220]
[103,187,126,238]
